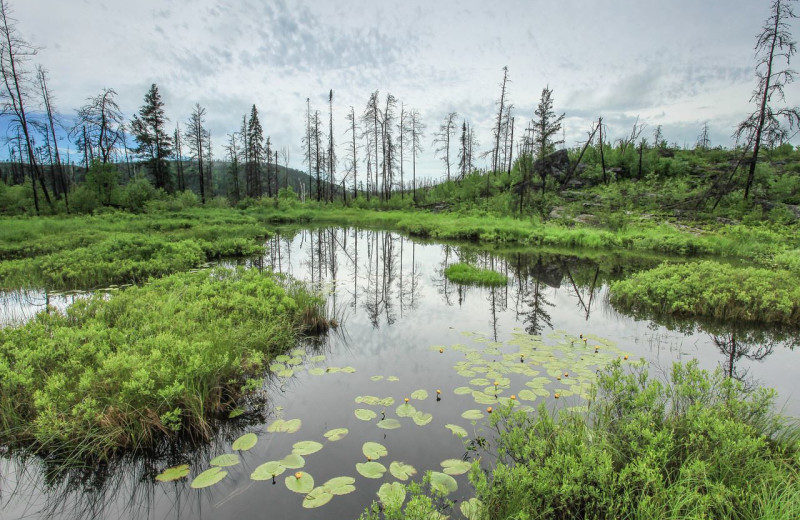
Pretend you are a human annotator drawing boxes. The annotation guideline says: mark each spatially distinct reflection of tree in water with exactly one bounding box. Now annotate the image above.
[709,327,798,387]
[363,231,398,328]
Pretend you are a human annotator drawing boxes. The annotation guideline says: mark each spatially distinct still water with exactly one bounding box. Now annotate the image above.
[2,227,797,519]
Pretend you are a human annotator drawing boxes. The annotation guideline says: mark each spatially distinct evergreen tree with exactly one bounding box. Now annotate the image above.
[130,84,173,192]
[245,104,264,198]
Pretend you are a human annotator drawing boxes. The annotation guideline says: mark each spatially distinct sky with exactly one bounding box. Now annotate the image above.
[8,0,800,181]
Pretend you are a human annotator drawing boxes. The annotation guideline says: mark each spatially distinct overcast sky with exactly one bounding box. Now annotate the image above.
[12,0,800,181]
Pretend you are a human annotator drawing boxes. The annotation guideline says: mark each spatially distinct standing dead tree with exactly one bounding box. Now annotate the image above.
[736,0,800,200]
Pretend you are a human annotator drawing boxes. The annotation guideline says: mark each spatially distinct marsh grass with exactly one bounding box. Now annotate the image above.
[471,360,800,520]
[444,263,507,286]
[610,261,800,325]
[0,267,325,460]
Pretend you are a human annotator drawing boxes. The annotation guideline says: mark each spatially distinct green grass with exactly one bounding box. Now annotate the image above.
[0,209,266,289]
[610,260,800,325]
[362,360,800,520]
[444,263,507,286]
[0,267,325,459]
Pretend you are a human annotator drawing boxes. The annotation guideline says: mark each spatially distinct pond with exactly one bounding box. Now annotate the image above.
[2,227,798,519]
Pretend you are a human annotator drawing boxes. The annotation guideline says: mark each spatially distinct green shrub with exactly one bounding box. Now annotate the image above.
[473,361,799,520]
[609,260,800,325]
[0,268,325,458]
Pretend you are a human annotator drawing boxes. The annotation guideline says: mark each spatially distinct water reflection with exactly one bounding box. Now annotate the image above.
[2,227,798,520]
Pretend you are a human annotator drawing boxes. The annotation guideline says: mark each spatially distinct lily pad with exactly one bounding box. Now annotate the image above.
[355,408,377,421]
[287,357,303,366]
[378,482,407,509]
[191,467,227,489]
[290,347,306,357]
[396,403,417,417]
[341,366,357,373]
[267,418,302,433]
[292,441,324,455]
[303,487,333,508]
[412,411,433,426]
[377,418,402,430]
[232,433,258,451]
[445,424,469,438]
[228,408,245,419]
[275,354,291,363]
[323,428,348,441]
[460,497,482,520]
[441,459,472,475]
[250,461,285,480]
[461,409,484,421]
[454,386,473,395]
[370,375,384,381]
[389,461,417,481]
[470,377,490,386]
[411,389,429,400]
[356,461,387,479]
[155,464,189,482]
[429,471,458,495]
[322,476,356,496]
[362,441,388,460]
[277,368,294,378]
[280,453,306,469]
[356,395,382,405]
[386,376,400,382]
[308,367,326,376]
[210,454,239,467]
[472,391,498,405]
[285,472,314,493]
[309,354,326,363]
[380,397,396,406]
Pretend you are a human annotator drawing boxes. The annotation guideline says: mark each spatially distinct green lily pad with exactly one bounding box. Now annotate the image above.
[277,368,294,378]
[517,389,539,401]
[387,376,400,382]
[445,424,469,438]
[155,464,189,482]
[412,411,433,426]
[441,459,472,475]
[210,453,239,467]
[287,357,303,366]
[454,386,473,395]
[355,408,377,421]
[472,391,498,405]
[290,347,306,357]
[232,433,258,451]
[378,482,407,509]
[323,428,349,441]
[275,354,291,363]
[309,354,326,363]
[461,498,482,520]
[461,409,484,421]
[280,453,306,469]
[362,442,388,460]
[308,367,326,375]
[303,487,333,508]
[370,375,384,381]
[322,476,356,495]
[470,378,490,386]
[285,472,314,493]
[228,408,245,419]
[429,471,458,495]
[341,366,357,373]
[356,395,382,405]
[191,467,227,489]
[380,397,396,406]
[267,418,302,433]
[250,461,285,480]
[389,461,417,481]
[457,369,477,377]
[292,441,324,455]
[356,461,387,479]
[396,403,417,417]
[326,367,342,373]
[411,389,429,400]
[377,418,402,430]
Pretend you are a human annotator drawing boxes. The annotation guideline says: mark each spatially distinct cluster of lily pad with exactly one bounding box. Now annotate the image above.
[155,330,630,515]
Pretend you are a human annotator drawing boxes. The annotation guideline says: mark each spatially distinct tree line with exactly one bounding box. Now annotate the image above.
[1,0,798,216]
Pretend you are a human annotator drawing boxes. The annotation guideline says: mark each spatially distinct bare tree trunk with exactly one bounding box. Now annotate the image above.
[599,117,607,184]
